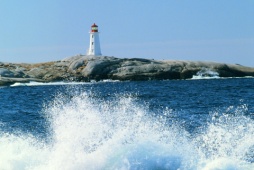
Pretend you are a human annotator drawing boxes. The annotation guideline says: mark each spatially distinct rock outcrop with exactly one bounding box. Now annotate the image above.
[0,55,253,86]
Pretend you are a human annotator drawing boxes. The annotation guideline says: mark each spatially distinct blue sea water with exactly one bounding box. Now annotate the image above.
[0,78,254,170]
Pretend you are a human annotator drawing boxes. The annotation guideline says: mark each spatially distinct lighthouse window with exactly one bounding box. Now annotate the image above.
[92,42,94,45]
[92,35,93,38]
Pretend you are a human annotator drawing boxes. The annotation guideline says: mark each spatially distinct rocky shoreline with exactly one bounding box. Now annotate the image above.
[1,55,254,86]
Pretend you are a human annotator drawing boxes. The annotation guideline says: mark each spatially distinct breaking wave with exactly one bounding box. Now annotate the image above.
[192,68,220,80]
[10,79,120,87]
[1,88,254,169]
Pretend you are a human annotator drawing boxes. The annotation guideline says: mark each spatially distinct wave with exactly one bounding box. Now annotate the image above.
[10,79,120,87]
[192,68,220,80]
[191,68,254,80]
[1,88,254,169]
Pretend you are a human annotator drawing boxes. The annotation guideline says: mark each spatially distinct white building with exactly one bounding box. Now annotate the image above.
[87,23,102,56]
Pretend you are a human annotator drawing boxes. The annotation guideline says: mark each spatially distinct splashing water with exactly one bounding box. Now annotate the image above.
[192,68,220,79]
[1,88,254,170]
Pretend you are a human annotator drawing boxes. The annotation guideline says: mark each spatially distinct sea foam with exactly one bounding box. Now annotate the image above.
[0,88,254,170]
[10,79,120,87]
[192,68,220,80]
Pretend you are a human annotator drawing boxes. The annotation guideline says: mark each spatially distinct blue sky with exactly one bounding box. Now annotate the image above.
[0,0,253,66]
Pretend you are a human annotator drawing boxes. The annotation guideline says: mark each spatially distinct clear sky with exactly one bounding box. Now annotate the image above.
[0,0,253,67]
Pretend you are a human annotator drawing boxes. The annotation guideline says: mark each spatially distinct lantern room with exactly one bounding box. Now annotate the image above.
[91,23,98,32]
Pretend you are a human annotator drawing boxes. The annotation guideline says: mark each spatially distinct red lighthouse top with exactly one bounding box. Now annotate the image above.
[91,23,98,32]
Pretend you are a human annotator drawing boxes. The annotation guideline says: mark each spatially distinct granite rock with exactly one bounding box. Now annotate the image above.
[0,55,254,86]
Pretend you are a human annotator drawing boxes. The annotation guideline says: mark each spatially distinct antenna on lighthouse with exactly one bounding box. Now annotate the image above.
[87,23,102,56]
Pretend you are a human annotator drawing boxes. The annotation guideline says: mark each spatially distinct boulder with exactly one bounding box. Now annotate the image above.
[0,68,14,77]
[68,58,85,72]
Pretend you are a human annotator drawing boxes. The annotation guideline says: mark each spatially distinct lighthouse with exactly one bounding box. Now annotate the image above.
[87,23,102,56]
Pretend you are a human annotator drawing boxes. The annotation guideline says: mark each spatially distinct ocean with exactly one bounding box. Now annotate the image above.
[0,77,254,170]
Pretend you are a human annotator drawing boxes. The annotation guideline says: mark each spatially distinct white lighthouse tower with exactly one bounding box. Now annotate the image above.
[87,23,102,56]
